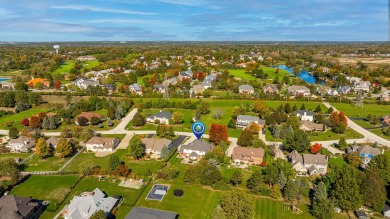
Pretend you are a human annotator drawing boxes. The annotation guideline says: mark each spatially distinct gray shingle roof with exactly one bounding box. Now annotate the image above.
[147,111,172,120]
[180,139,214,153]
[294,110,314,117]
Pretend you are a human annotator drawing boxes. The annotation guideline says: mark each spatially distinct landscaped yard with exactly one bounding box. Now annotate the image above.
[52,60,100,75]
[369,129,390,141]
[352,119,382,129]
[0,152,30,160]
[331,103,390,118]
[0,107,51,130]
[228,69,258,81]
[22,155,71,171]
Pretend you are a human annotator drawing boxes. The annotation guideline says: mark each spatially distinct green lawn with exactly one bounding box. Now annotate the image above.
[352,119,382,129]
[0,107,51,130]
[370,129,390,141]
[23,155,70,171]
[228,69,257,81]
[136,181,220,219]
[52,61,76,74]
[265,128,364,142]
[329,157,347,168]
[261,66,292,80]
[62,149,164,175]
[101,134,126,140]
[254,198,314,219]
[0,153,30,160]
[11,175,80,216]
[331,103,390,118]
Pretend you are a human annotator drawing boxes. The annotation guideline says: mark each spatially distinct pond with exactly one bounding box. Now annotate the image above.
[275,65,325,85]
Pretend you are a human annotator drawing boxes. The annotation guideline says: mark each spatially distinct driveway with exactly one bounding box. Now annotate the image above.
[169,135,187,150]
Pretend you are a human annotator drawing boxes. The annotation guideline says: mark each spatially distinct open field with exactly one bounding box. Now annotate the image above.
[0,107,51,130]
[337,56,390,68]
[265,128,364,142]
[0,153,30,160]
[228,69,257,81]
[23,155,70,171]
[52,60,100,75]
[332,103,390,118]
[228,67,292,82]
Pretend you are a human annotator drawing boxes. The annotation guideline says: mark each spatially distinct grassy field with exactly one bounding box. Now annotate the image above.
[228,67,292,82]
[62,149,164,175]
[0,70,23,77]
[136,181,220,219]
[11,175,80,216]
[0,153,30,160]
[370,129,390,141]
[0,107,51,130]
[265,127,363,142]
[228,69,257,81]
[52,60,100,75]
[332,103,390,118]
[329,157,347,168]
[23,155,70,171]
[352,119,382,129]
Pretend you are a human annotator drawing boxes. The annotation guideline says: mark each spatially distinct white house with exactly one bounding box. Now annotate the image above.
[129,83,142,95]
[288,150,328,175]
[146,110,172,124]
[238,85,254,95]
[74,78,100,90]
[179,139,214,160]
[354,81,371,93]
[294,110,315,122]
[236,115,265,129]
[7,136,36,152]
[85,137,119,152]
[62,188,118,219]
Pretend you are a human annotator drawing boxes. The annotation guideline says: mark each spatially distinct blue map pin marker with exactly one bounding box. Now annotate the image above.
[192,121,205,140]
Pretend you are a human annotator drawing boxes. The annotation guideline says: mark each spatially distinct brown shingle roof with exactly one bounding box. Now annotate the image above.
[232,147,264,162]
[76,112,103,121]
[86,137,117,149]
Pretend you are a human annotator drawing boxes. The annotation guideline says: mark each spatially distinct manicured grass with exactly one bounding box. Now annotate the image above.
[265,128,364,142]
[101,134,126,140]
[0,107,51,130]
[228,69,257,81]
[11,175,80,214]
[254,198,314,219]
[136,181,220,219]
[0,153,30,160]
[370,129,390,141]
[261,66,292,80]
[352,119,382,129]
[331,103,390,118]
[329,157,347,167]
[53,61,76,74]
[23,155,70,171]
[63,149,164,175]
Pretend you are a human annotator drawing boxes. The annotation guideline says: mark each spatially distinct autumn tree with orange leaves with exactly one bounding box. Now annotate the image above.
[209,124,228,145]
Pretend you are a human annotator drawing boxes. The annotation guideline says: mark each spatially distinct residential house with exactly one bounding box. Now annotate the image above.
[74,78,100,90]
[300,121,325,132]
[232,147,265,165]
[163,77,178,86]
[153,84,166,94]
[381,114,390,124]
[288,150,328,175]
[26,78,50,88]
[76,55,96,61]
[349,76,362,85]
[146,110,172,124]
[346,145,381,167]
[61,188,118,219]
[294,110,314,122]
[190,84,205,96]
[0,81,14,90]
[337,86,351,94]
[202,78,213,89]
[86,137,119,152]
[236,115,265,129]
[383,205,390,218]
[46,137,59,150]
[178,70,193,81]
[287,85,311,97]
[179,139,214,160]
[101,84,115,94]
[262,84,279,95]
[354,81,371,93]
[125,207,177,219]
[7,136,36,152]
[238,85,255,95]
[129,83,142,95]
[75,112,103,125]
[0,195,46,219]
[355,211,369,219]
[381,87,390,101]
[141,138,172,159]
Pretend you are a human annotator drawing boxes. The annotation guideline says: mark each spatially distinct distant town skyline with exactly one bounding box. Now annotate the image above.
[0,0,387,42]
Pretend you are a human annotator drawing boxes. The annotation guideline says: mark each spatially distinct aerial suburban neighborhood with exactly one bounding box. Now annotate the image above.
[0,1,387,218]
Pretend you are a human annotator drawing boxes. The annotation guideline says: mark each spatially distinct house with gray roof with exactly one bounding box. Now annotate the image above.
[287,85,311,97]
[125,207,177,219]
[62,188,118,219]
[0,81,14,90]
[0,195,46,219]
[46,137,59,150]
[141,138,172,159]
[146,110,172,124]
[238,85,254,95]
[74,78,100,90]
[294,110,314,122]
[129,83,142,95]
[262,84,279,95]
[7,136,36,152]
[163,77,178,86]
[346,145,381,167]
[179,139,214,160]
[153,84,166,94]
[288,150,328,175]
[236,115,265,129]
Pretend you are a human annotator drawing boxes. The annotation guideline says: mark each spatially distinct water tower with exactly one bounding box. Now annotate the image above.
[53,45,60,54]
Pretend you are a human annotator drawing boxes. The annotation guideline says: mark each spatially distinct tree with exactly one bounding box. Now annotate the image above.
[237,129,254,146]
[277,171,287,189]
[247,122,260,134]
[361,171,386,212]
[128,135,145,160]
[270,184,282,199]
[230,170,243,187]
[292,104,298,111]
[228,119,236,129]
[109,154,121,172]
[115,105,124,120]
[76,116,88,126]
[366,154,390,184]
[283,180,299,202]
[272,124,280,138]
[300,103,306,110]
[263,159,296,186]
[34,82,43,90]
[213,108,224,120]
[314,104,322,113]
[247,171,263,194]
[344,152,362,168]
[332,165,363,211]
[35,137,51,158]
[21,118,29,126]
[48,117,57,130]
[219,191,254,219]
[251,139,266,149]
[107,106,115,120]
[253,99,266,113]
[90,117,100,125]
[132,112,146,126]
[310,143,321,154]
[311,198,334,219]
[54,80,61,90]
[209,124,228,145]
[284,103,292,113]
[197,100,210,115]
[286,115,301,130]
[112,163,130,177]
[56,138,74,158]
[0,158,20,184]
[15,82,28,91]
[41,117,49,129]
[338,137,348,150]
[327,107,334,114]
[107,118,113,127]
[314,181,328,201]
[283,129,310,152]
[29,115,40,129]
[9,127,18,139]
[90,210,105,219]
[172,112,184,124]
[160,145,170,159]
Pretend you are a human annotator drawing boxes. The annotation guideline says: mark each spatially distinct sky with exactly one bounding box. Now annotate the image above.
[0,0,387,41]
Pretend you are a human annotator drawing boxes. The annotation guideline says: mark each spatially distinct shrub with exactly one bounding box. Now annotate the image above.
[173,189,184,197]
[212,180,231,191]
[90,117,100,125]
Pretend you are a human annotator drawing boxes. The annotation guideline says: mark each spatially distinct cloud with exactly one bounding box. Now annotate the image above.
[51,4,156,15]
[85,18,167,26]
[0,8,19,19]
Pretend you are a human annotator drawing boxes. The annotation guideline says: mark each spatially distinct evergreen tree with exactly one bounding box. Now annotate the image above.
[48,117,57,130]
[128,135,145,160]
[9,127,19,139]
[160,145,170,159]
[332,166,363,211]
[283,180,299,202]
[361,171,386,212]
[315,104,322,113]
[300,103,306,110]
[284,103,292,113]
[132,112,146,126]
[272,124,280,138]
[107,118,113,126]
[314,181,328,201]
[277,171,287,189]
[115,105,124,120]
[270,184,282,199]
[292,104,298,111]
[312,198,334,219]
[338,137,348,150]
[247,171,263,194]
[41,117,49,129]
[109,154,121,172]
[230,170,243,187]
